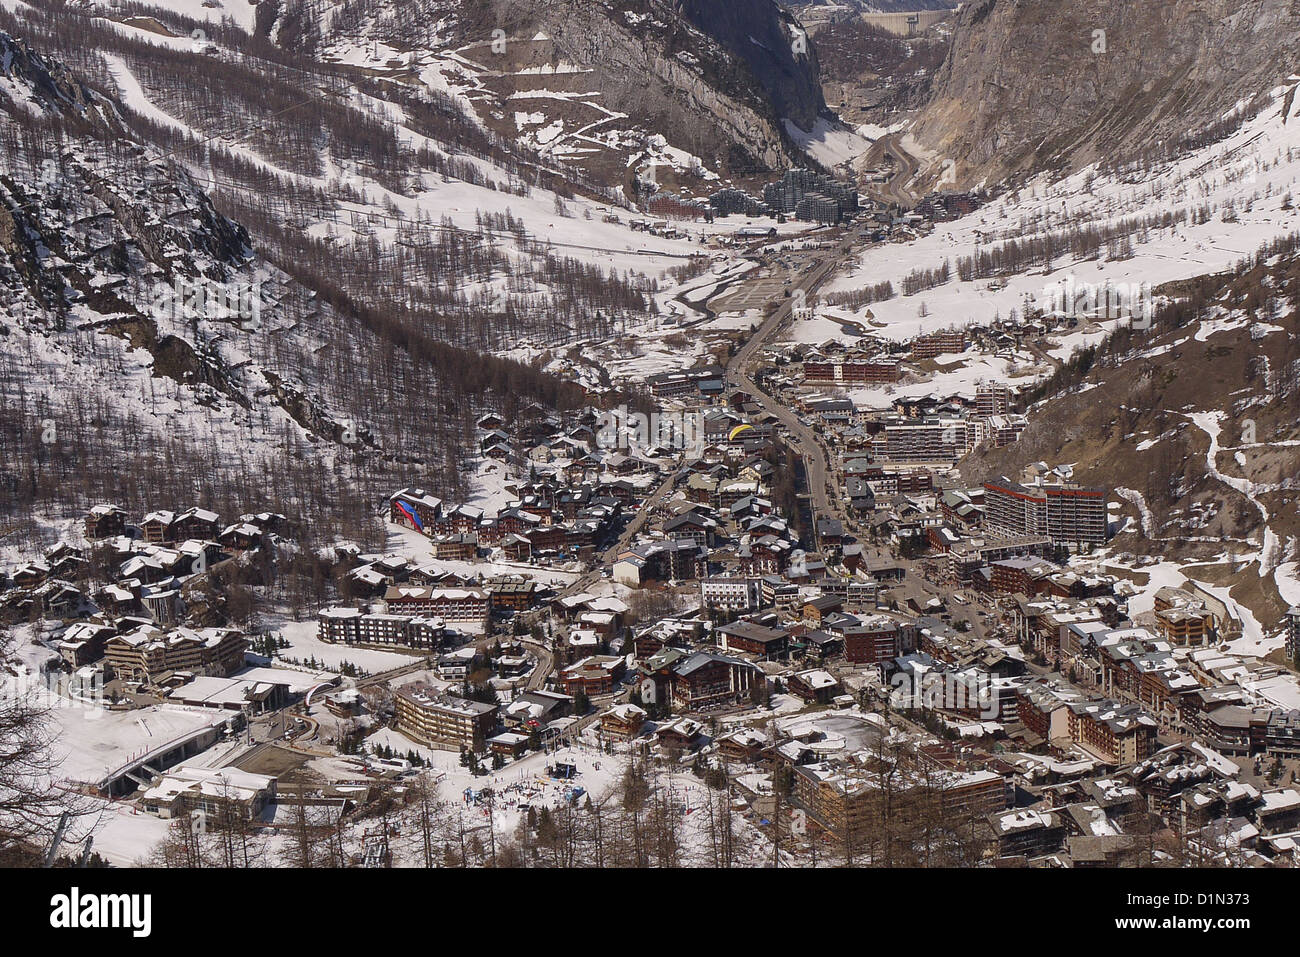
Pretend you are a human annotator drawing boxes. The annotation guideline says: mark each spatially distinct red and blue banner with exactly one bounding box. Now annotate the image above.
[394,500,424,530]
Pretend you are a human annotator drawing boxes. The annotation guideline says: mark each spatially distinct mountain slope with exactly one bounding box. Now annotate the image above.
[0,26,581,536]
[296,0,826,181]
[912,0,1300,188]
[961,248,1300,627]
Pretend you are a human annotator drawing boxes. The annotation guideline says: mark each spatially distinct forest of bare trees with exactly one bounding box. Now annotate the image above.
[0,8,657,536]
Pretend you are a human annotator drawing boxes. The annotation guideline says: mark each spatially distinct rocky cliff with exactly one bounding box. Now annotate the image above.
[678,0,825,132]
[913,0,1300,187]
[440,0,827,174]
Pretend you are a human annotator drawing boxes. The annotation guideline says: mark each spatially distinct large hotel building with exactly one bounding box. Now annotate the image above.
[394,689,499,751]
[983,476,1108,546]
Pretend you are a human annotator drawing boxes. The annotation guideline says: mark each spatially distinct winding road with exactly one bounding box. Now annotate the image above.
[868,133,921,209]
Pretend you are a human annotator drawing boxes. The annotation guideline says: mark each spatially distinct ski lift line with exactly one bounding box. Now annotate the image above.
[217,38,617,197]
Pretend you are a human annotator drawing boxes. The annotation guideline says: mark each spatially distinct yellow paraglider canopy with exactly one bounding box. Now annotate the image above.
[728,424,754,442]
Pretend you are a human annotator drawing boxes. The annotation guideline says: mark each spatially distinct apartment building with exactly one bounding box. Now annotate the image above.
[318,606,446,649]
[104,625,247,684]
[975,383,1013,417]
[1066,700,1159,764]
[700,576,763,612]
[840,614,913,666]
[911,330,966,360]
[382,585,490,632]
[984,476,1108,546]
[394,689,498,751]
[803,353,901,385]
[881,417,972,463]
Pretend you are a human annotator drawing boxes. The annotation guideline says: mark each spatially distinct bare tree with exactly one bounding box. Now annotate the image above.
[0,631,98,862]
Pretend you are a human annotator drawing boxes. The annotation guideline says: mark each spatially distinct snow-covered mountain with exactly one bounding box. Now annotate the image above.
[0,0,843,527]
[794,30,1300,626]
[0,22,585,531]
[912,0,1300,189]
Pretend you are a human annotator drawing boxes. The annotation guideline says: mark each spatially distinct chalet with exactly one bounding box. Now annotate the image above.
[33,580,87,620]
[485,575,537,614]
[172,507,220,541]
[599,479,639,507]
[93,583,140,617]
[716,727,771,764]
[9,561,49,589]
[219,522,264,553]
[239,512,288,533]
[803,595,843,625]
[430,533,479,562]
[388,488,443,533]
[600,703,647,743]
[684,473,719,505]
[323,689,363,718]
[729,496,774,523]
[717,621,789,659]
[1256,789,1300,835]
[503,690,572,729]
[140,511,175,544]
[670,651,760,711]
[437,647,477,679]
[56,620,116,667]
[120,551,174,584]
[500,534,533,562]
[788,669,841,704]
[43,548,81,577]
[494,507,542,538]
[815,517,844,549]
[488,732,531,760]
[802,629,844,660]
[560,656,627,696]
[655,717,704,754]
[483,441,518,465]
[348,563,397,598]
[85,505,127,540]
[846,478,875,512]
[990,809,1067,859]
[737,536,790,576]
[1016,680,1084,746]
[664,511,718,548]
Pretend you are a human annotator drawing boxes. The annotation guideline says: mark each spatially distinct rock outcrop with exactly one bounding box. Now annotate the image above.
[442,0,828,174]
[913,0,1300,187]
